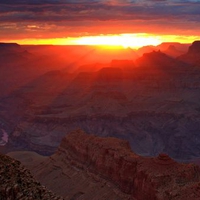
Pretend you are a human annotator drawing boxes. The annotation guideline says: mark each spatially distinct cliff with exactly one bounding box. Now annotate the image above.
[178,40,200,65]
[0,43,20,50]
[53,130,200,200]
[188,41,200,54]
[0,153,63,200]
[135,50,186,70]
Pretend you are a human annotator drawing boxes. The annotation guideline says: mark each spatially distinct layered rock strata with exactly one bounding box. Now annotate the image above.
[53,130,200,200]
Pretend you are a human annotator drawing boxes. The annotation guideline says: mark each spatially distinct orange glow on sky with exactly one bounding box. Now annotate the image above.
[9,33,199,49]
[74,34,161,48]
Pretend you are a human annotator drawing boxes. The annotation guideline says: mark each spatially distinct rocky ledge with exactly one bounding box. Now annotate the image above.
[55,130,200,200]
[0,153,63,200]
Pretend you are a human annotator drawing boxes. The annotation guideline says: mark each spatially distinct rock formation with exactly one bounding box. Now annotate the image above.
[1,41,200,162]
[157,42,189,53]
[178,40,200,65]
[0,43,21,50]
[0,153,63,200]
[135,50,185,69]
[164,45,184,58]
[27,130,200,200]
[136,42,189,57]
[110,59,135,70]
[188,41,200,54]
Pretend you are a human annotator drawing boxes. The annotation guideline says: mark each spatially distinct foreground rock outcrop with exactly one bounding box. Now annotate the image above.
[0,153,63,200]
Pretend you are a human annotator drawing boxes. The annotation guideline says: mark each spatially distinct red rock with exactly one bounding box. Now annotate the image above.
[55,129,200,200]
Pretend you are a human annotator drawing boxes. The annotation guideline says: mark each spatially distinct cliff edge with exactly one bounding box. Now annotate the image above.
[12,130,200,200]
[55,130,200,200]
[0,153,63,200]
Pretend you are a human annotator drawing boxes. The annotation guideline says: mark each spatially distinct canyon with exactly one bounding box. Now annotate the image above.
[0,41,199,161]
[8,130,200,200]
[0,40,200,199]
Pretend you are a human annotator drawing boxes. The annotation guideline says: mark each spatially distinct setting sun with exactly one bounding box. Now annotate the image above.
[7,34,199,49]
[75,34,161,49]
[7,34,162,49]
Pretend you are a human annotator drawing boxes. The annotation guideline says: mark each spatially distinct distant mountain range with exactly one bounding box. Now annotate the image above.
[136,42,190,57]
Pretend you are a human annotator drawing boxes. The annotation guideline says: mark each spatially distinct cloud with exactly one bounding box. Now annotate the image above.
[0,0,199,39]
[0,0,199,21]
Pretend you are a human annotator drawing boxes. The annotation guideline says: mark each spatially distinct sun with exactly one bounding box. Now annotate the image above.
[74,34,162,49]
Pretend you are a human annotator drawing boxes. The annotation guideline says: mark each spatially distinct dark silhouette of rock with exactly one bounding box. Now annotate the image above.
[75,63,109,73]
[136,45,156,56]
[110,59,135,70]
[178,40,200,65]
[96,67,123,82]
[188,41,200,54]
[136,43,189,57]
[164,45,185,58]
[0,153,63,200]
[157,42,189,52]
[0,43,21,50]
[135,50,187,70]
[0,43,33,67]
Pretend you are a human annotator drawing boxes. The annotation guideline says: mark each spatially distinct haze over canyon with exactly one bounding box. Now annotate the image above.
[0,40,200,199]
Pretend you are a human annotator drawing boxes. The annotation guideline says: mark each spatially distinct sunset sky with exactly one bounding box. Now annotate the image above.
[0,0,199,48]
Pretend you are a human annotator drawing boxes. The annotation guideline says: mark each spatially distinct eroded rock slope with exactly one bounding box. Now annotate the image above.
[0,153,63,200]
[30,130,200,200]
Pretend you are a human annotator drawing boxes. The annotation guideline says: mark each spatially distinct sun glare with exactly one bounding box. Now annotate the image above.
[75,34,161,49]
[10,34,199,49]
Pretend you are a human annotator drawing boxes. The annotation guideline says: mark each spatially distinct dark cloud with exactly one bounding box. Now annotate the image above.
[0,0,199,38]
[0,0,199,21]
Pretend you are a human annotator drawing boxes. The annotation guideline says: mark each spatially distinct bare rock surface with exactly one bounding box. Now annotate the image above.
[0,153,63,200]
[11,130,200,200]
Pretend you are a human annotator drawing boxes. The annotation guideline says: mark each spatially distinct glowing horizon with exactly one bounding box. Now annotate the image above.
[1,1,199,48]
[5,33,199,49]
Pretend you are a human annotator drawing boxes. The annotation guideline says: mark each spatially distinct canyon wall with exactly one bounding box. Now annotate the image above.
[51,130,200,200]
